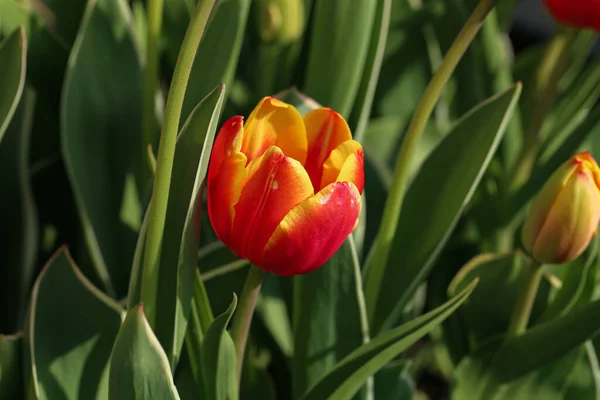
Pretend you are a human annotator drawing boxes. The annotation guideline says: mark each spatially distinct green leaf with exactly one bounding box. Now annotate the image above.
[452,340,586,400]
[447,251,550,345]
[491,296,600,382]
[201,295,238,400]
[61,0,146,297]
[0,88,38,334]
[0,0,68,101]
[349,0,391,143]
[0,333,23,399]
[0,27,26,143]
[366,83,522,333]
[302,0,377,117]
[300,279,478,400]
[292,238,366,398]
[152,84,225,368]
[180,0,251,124]
[108,304,181,400]
[540,238,599,322]
[25,247,123,400]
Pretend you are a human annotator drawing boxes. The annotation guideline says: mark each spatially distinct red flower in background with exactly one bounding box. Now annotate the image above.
[544,0,600,31]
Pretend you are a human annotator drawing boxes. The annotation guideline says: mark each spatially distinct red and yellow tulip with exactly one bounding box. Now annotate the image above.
[522,151,600,264]
[207,97,364,276]
[543,0,600,31]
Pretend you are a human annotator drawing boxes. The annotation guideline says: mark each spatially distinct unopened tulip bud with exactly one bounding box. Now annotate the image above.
[543,0,600,31]
[256,0,304,44]
[522,152,600,264]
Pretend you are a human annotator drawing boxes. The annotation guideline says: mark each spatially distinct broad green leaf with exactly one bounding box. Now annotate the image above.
[373,364,414,400]
[349,0,391,143]
[180,0,251,124]
[152,84,225,368]
[452,340,585,400]
[108,304,180,400]
[300,279,478,400]
[0,88,37,333]
[540,237,599,322]
[447,251,550,344]
[201,296,238,400]
[366,84,522,333]
[491,295,600,382]
[0,27,26,143]
[0,0,68,100]
[61,0,146,297]
[302,0,377,117]
[0,333,23,398]
[292,238,366,398]
[25,247,123,400]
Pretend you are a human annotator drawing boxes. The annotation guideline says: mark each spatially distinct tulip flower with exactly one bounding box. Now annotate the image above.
[207,97,364,276]
[522,151,600,264]
[543,0,600,31]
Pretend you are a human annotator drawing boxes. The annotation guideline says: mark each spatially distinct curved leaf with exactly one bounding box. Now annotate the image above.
[366,84,522,333]
[491,296,600,382]
[302,0,377,117]
[61,0,145,297]
[0,27,26,143]
[201,295,238,400]
[0,88,38,333]
[127,84,225,368]
[293,238,366,398]
[108,304,180,400]
[25,247,123,400]
[180,0,251,123]
[300,279,478,400]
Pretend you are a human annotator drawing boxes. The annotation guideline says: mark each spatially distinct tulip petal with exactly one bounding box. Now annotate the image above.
[242,97,307,164]
[533,171,600,263]
[320,139,364,193]
[303,108,352,190]
[521,162,577,253]
[231,146,313,262]
[208,117,247,244]
[260,181,361,276]
[544,0,600,31]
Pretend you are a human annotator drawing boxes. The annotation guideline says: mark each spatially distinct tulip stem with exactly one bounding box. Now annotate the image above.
[230,265,266,386]
[142,0,164,161]
[507,260,544,337]
[364,0,497,329]
[141,0,216,328]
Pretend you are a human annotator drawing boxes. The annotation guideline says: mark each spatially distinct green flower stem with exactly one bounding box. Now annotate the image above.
[230,265,266,386]
[364,0,497,323]
[142,0,164,157]
[509,28,576,191]
[141,0,216,328]
[507,260,543,337]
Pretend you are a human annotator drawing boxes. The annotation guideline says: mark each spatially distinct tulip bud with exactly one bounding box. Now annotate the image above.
[543,0,600,31]
[256,0,304,44]
[207,97,364,276]
[521,152,600,264]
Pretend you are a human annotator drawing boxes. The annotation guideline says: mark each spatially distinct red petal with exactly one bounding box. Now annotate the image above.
[207,116,247,245]
[230,146,313,262]
[259,182,361,276]
[303,108,352,190]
